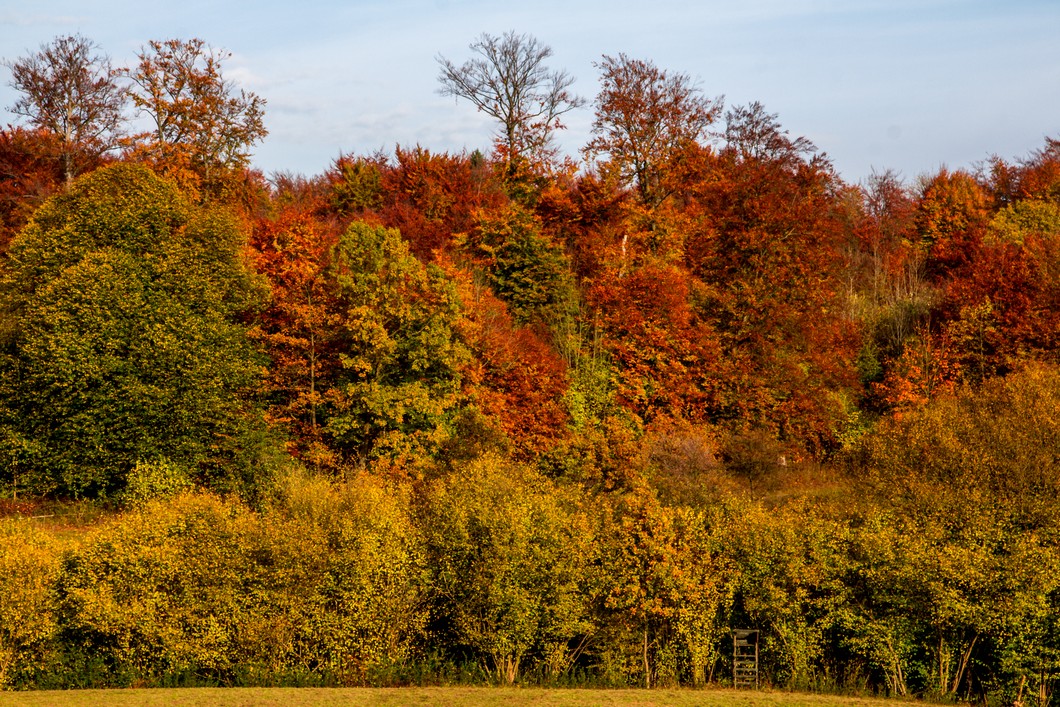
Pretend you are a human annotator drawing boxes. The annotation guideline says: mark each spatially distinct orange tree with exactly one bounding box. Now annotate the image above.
[122,38,266,201]
[5,34,125,186]
[680,103,860,453]
[585,53,720,207]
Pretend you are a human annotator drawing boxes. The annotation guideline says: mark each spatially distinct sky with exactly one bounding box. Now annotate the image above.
[1,0,1058,186]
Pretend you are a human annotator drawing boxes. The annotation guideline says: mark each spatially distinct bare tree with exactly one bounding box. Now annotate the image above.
[437,31,584,176]
[6,34,126,186]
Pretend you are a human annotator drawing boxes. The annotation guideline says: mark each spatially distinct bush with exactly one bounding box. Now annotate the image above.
[56,471,428,687]
[422,455,594,683]
[0,519,62,688]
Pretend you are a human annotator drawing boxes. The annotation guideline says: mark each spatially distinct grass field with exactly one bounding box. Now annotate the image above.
[0,687,917,706]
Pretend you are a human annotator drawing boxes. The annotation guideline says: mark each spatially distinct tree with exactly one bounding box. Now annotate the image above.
[586,54,720,206]
[913,168,989,278]
[683,104,860,452]
[851,364,1060,699]
[460,204,575,325]
[437,31,584,177]
[5,34,125,186]
[424,456,592,683]
[323,221,469,465]
[249,208,342,467]
[122,38,266,197]
[722,101,816,165]
[0,164,268,498]
[0,127,66,252]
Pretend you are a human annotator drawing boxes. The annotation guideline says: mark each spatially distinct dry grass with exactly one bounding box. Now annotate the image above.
[0,687,917,707]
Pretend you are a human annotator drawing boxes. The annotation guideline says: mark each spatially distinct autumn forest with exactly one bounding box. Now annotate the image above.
[1,32,1059,704]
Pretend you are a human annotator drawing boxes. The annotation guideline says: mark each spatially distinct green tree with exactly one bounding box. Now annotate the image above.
[851,363,1060,699]
[0,163,267,498]
[323,221,468,465]
[459,204,575,325]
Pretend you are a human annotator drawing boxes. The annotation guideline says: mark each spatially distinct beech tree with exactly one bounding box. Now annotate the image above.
[437,31,584,176]
[0,128,66,251]
[587,54,720,206]
[0,164,267,498]
[5,34,125,186]
[122,38,266,196]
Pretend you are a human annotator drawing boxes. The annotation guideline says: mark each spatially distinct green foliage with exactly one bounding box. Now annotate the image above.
[0,163,268,498]
[121,459,193,507]
[323,221,468,463]
[717,500,842,690]
[262,469,429,681]
[460,206,576,325]
[330,157,383,215]
[848,363,1060,698]
[423,455,593,683]
[988,199,1060,244]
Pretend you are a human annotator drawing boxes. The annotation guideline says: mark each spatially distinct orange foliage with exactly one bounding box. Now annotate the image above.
[327,147,508,261]
[444,259,571,458]
[588,262,725,425]
[248,207,342,466]
[913,168,989,277]
[872,336,959,415]
[0,127,66,251]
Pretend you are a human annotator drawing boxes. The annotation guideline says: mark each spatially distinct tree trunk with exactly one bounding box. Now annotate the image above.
[643,626,651,689]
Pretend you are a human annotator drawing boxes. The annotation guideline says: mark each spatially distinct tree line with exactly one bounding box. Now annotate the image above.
[0,31,1059,703]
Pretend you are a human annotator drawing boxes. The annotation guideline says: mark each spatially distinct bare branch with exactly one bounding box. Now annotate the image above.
[5,34,126,185]
[437,31,584,176]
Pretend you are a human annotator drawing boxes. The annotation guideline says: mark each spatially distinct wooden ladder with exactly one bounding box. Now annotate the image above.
[733,629,759,689]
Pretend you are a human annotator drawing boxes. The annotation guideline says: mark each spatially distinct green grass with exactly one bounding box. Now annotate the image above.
[0,687,917,706]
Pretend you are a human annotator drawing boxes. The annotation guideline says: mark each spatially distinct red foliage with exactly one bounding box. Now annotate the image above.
[588,262,725,425]
[677,131,860,451]
[940,235,1060,376]
[913,168,989,278]
[248,207,343,465]
[0,127,72,250]
[446,260,571,458]
[326,147,508,261]
[534,171,629,281]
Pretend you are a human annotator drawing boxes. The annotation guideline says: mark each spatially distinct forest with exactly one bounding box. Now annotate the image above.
[1,32,1059,705]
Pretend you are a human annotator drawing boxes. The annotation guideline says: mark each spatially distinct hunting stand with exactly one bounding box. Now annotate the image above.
[733,629,759,689]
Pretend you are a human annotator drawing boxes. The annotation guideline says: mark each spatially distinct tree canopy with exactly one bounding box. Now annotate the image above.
[5,34,125,185]
[0,163,267,498]
[437,31,584,176]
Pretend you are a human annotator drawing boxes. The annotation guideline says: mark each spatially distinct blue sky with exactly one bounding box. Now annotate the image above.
[2,0,1058,185]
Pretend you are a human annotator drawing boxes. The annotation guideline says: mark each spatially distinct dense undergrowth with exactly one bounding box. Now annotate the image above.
[2,364,1059,704]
